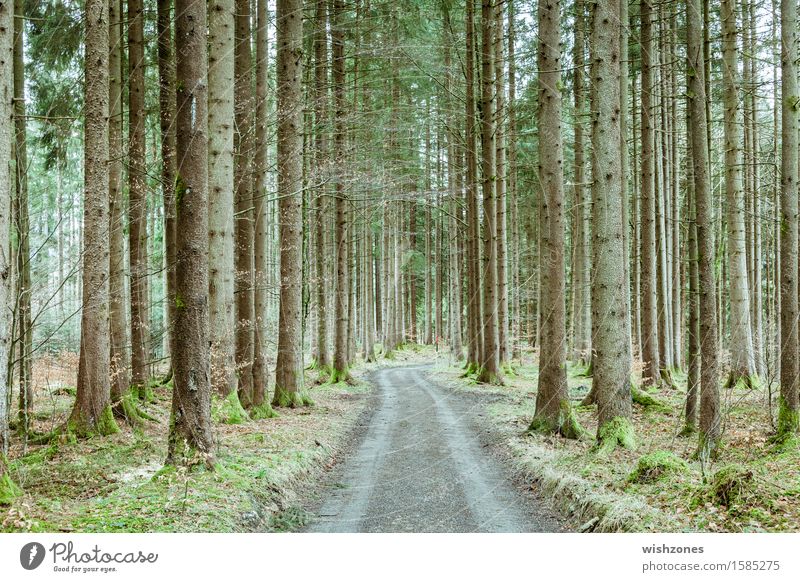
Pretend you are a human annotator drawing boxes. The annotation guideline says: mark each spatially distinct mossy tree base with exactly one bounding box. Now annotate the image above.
[595,416,636,455]
[0,471,23,505]
[250,402,279,420]
[113,392,157,425]
[724,372,759,391]
[272,387,314,408]
[461,361,480,378]
[528,400,586,440]
[773,397,799,444]
[328,367,352,385]
[67,405,121,439]
[475,366,504,386]
[696,431,721,462]
[212,391,250,424]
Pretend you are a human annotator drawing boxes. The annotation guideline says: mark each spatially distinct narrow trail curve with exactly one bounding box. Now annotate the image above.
[305,364,566,533]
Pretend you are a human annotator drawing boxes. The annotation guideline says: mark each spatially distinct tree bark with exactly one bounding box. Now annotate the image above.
[69,0,119,437]
[128,0,149,400]
[168,0,215,466]
[590,0,634,453]
[777,0,799,439]
[687,0,720,458]
[476,0,502,385]
[208,0,238,400]
[531,0,579,436]
[273,0,309,406]
[721,0,756,389]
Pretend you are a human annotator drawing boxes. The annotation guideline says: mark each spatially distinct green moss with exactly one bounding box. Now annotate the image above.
[67,405,121,439]
[476,366,504,385]
[528,399,586,440]
[631,385,671,412]
[115,392,157,425]
[174,294,186,309]
[724,373,760,390]
[272,387,314,409]
[775,396,800,441]
[595,416,636,455]
[212,391,250,424]
[0,467,23,505]
[249,402,279,420]
[705,464,755,507]
[627,451,689,484]
[328,367,350,385]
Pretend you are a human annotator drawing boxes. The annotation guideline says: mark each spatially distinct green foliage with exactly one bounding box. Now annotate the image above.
[627,451,689,484]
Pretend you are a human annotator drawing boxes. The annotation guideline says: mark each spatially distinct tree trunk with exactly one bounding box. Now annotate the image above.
[109,0,131,418]
[312,0,330,372]
[494,0,508,366]
[1,0,18,494]
[208,0,238,400]
[722,0,756,389]
[777,0,799,439]
[589,0,634,453]
[69,0,119,437]
[252,0,275,416]
[157,0,177,377]
[687,0,720,459]
[128,0,149,400]
[167,0,215,466]
[273,0,310,406]
[13,0,33,431]
[530,0,579,436]
[234,0,255,408]
[639,0,660,388]
[476,0,502,385]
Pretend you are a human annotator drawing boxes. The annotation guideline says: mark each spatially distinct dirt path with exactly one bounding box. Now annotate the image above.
[305,364,566,532]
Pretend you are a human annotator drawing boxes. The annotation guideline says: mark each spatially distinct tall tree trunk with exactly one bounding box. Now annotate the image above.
[157,0,177,376]
[252,0,275,416]
[312,0,330,372]
[570,0,590,366]
[13,0,32,431]
[1,0,20,498]
[208,0,237,401]
[128,0,149,400]
[590,0,633,453]
[234,0,255,408]
[777,0,799,440]
[69,0,119,437]
[508,0,520,361]
[639,0,660,388]
[273,0,310,406]
[494,0,508,366]
[722,0,756,389]
[109,0,131,418]
[476,0,502,385]
[530,0,579,436]
[168,0,215,466]
[331,0,351,382]
[687,0,720,459]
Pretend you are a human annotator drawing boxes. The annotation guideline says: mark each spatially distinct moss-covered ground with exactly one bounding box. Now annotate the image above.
[433,353,800,532]
[1,354,372,533]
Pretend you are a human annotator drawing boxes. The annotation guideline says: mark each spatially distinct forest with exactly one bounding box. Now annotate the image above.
[0,0,799,534]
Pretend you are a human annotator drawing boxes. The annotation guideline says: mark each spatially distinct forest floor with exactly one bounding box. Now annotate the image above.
[0,352,382,532]
[432,354,800,532]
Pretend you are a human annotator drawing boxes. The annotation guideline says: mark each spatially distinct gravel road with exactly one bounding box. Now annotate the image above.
[305,364,565,533]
